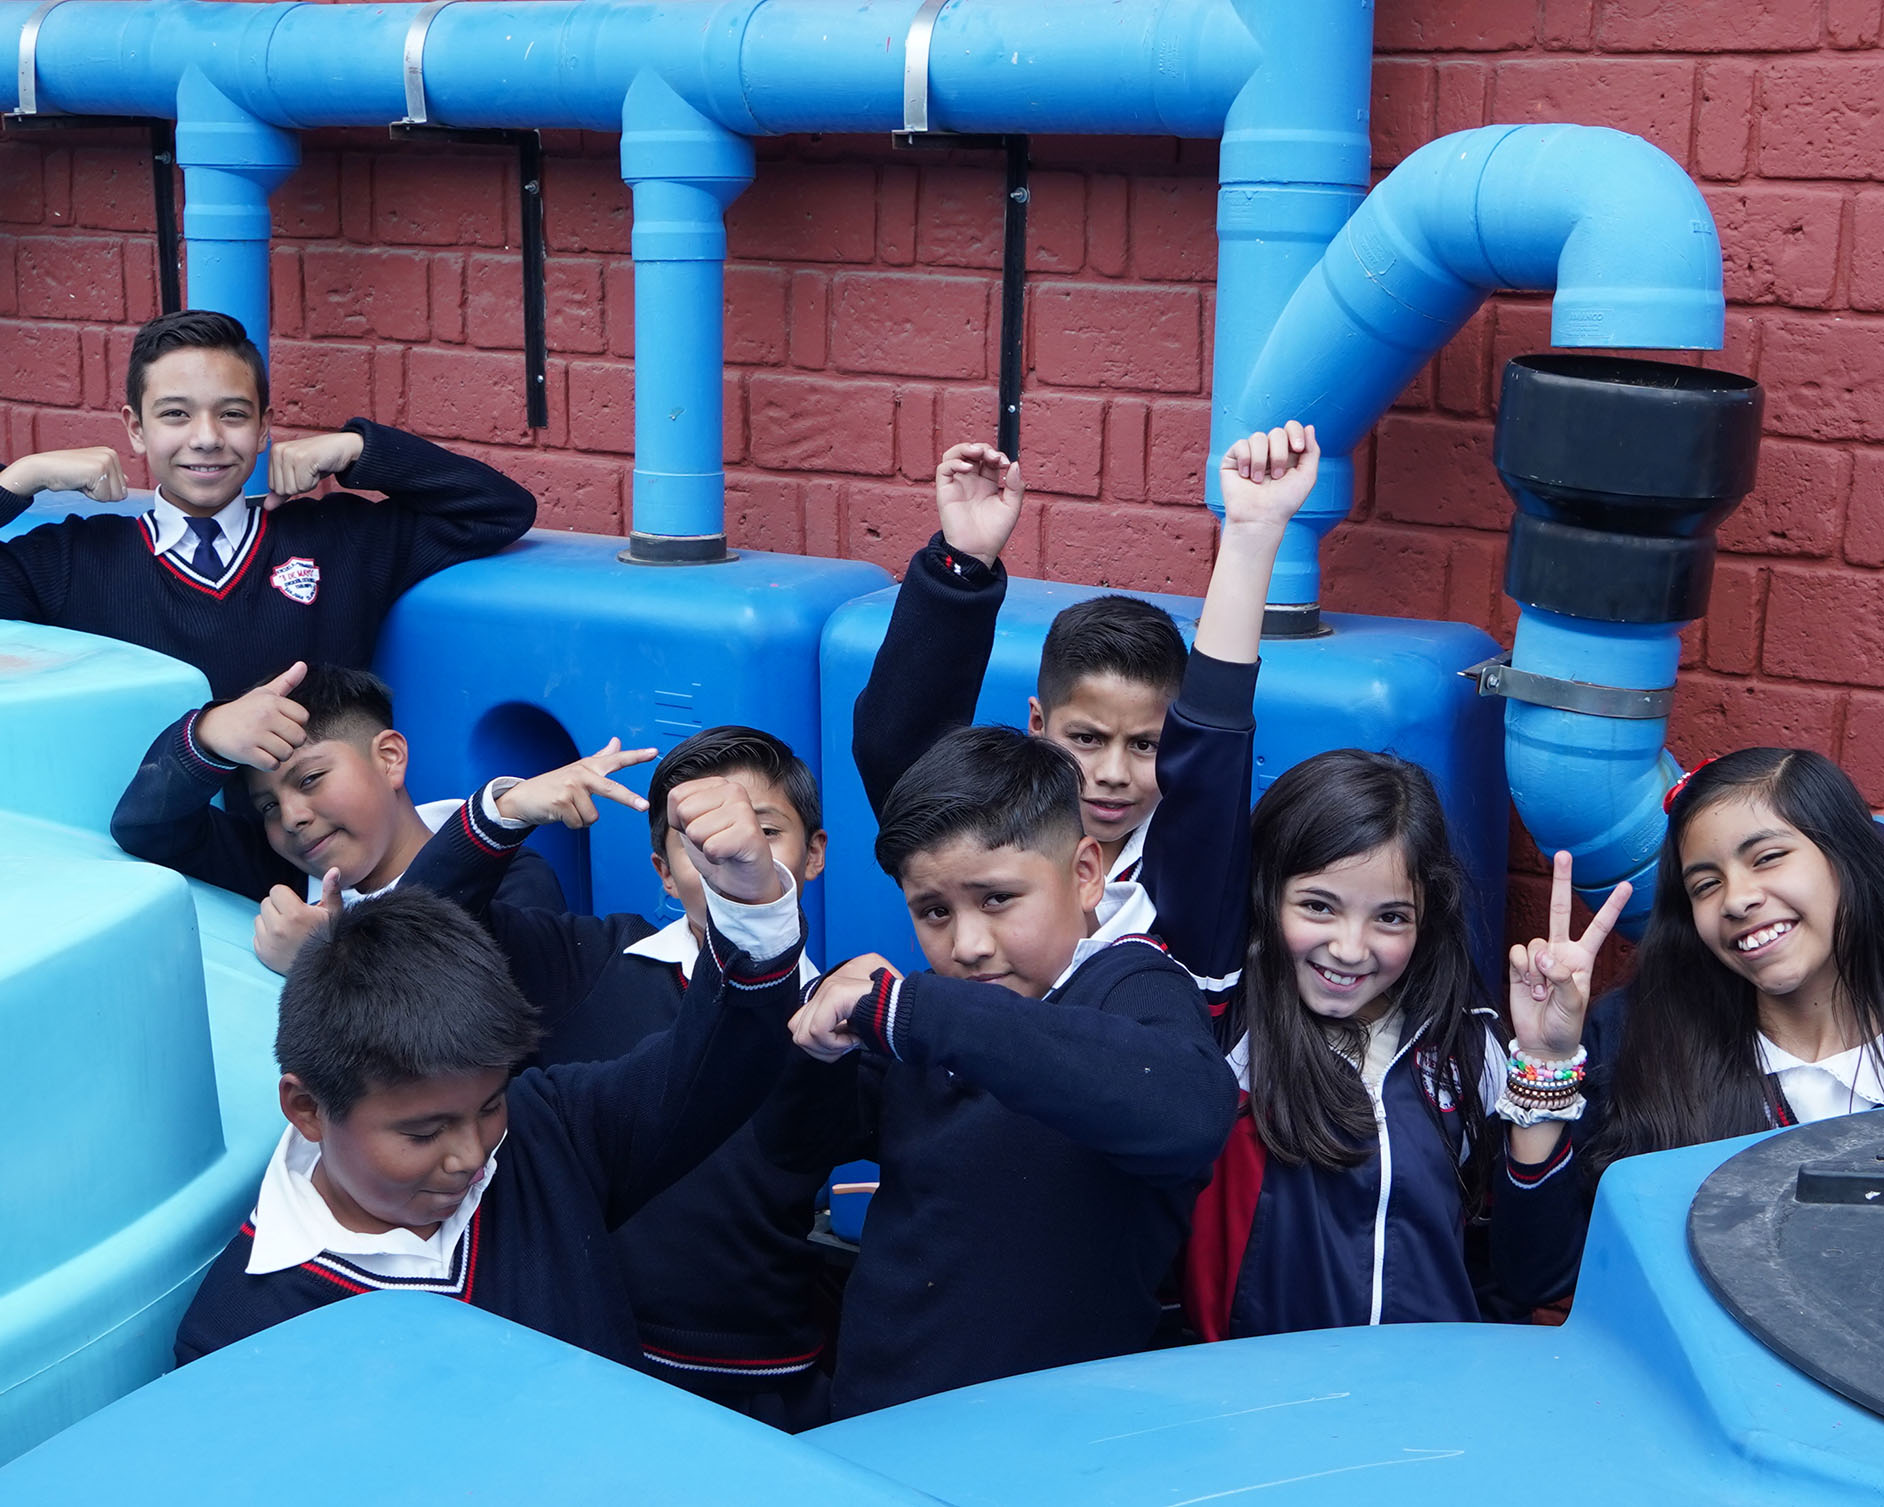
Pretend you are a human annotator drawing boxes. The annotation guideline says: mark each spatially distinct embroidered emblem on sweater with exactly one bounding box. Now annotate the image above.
[270,556,321,605]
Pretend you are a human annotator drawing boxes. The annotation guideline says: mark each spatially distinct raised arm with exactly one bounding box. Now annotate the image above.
[0,447,133,620]
[852,442,1023,817]
[1139,425,1316,1013]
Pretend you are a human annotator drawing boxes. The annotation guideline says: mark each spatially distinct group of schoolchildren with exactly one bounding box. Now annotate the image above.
[6,308,1881,1431]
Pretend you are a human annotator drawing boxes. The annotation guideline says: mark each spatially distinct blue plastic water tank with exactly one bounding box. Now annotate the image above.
[819,579,1509,976]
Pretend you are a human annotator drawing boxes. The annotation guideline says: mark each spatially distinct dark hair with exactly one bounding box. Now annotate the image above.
[1036,594,1186,712]
[1239,749,1492,1192]
[126,309,269,414]
[275,887,540,1119]
[875,724,1085,880]
[275,664,396,747]
[647,724,822,853]
[1590,748,1884,1178]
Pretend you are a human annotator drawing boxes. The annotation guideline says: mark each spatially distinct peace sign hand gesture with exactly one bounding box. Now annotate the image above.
[1507,851,1632,1060]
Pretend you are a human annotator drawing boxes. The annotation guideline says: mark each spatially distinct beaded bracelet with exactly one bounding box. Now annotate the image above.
[1506,1040,1588,1090]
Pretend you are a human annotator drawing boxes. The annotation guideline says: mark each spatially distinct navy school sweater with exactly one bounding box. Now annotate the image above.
[757,921,1236,1419]
[0,419,534,699]
[400,792,830,1388]
[173,907,805,1369]
[1145,655,1504,1338]
[109,706,565,911]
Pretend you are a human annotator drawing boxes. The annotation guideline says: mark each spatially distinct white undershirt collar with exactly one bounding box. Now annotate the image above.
[147,486,250,561]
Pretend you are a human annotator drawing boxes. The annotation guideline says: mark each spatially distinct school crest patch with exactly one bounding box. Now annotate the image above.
[270,557,320,605]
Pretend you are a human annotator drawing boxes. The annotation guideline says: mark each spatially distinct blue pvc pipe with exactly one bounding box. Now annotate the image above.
[1232,123,1725,606]
[173,66,298,495]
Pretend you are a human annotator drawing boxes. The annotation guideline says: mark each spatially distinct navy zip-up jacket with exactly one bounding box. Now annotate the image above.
[175,907,804,1369]
[400,790,830,1391]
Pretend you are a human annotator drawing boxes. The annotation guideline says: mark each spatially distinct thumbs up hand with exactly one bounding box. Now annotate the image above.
[254,869,344,975]
[195,661,311,770]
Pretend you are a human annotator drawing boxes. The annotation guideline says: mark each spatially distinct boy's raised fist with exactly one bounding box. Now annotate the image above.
[667,776,787,905]
[494,738,658,829]
[196,661,311,770]
[0,446,128,502]
[935,440,1024,570]
[263,431,367,512]
[1219,421,1319,532]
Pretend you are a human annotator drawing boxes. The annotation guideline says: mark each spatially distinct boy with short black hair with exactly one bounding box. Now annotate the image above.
[174,774,807,1369]
[399,725,834,1428]
[853,443,1187,883]
[769,723,1236,1418]
[0,309,534,698]
[109,660,562,972]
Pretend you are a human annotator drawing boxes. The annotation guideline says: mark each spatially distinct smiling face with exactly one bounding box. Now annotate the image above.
[1278,842,1420,1025]
[283,1068,509,1239]
[246,732,418,893]
[899,833,1106,999]
[1028,672,1170,861]
[1679,794,1843,1012]
[651,768,827,938]
[122,347,269,515]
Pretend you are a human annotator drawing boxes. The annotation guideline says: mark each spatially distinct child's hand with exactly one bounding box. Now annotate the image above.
[1219,422,1318,533]
[1507,851,1632,1059]
[0,446,128,501]
[254,869,342,974]
[789,953,902,1062]
[263,431,366,511]
[493,739,657,828]
[196,662,310,770]
[667,776,788,905]
[935,441,1023,569]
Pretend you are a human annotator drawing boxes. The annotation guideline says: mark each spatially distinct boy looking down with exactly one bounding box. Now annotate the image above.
[764,726,1236,1417]
[400,727,834,1429]
[110,661,563,973]
[853,443,1187,883]
[0,309,534,698]
[174,771,806,1369]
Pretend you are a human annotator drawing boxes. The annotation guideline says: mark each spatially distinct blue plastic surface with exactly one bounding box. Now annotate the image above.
[0,625,286,1465]
[808,1123,1884,1505]
[374,530,889,950]
[820,579,1508,978]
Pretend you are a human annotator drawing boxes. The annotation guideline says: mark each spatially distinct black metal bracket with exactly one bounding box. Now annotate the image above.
[1460,652,1675,720]
[389,123,549,430]
[2,113,183,315]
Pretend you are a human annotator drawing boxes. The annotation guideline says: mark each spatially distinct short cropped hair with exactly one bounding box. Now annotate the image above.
[276,887,540,1119]
[1036,594,1186,712]
[278,664,396,747]
[875,724,1085,880]
[647,725,822,853]
[126,309,270,415]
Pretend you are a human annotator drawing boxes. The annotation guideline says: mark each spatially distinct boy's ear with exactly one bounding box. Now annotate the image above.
[650,849,681,901]
[802,828,829,885]
[1072,835,1106,912]
[372,729,410,787]
[279,1074,326,1142]
[1026,697,1047,737]
[121,403,147,456]
[258,406,273,447]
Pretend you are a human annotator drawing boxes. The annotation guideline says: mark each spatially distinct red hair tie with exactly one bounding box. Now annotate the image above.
[1663,756,1717,814]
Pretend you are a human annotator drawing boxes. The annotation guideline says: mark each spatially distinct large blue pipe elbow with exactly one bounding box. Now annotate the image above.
[1234,123,1725,606]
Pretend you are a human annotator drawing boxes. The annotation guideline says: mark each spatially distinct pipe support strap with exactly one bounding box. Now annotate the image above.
[1462,654,1674,721]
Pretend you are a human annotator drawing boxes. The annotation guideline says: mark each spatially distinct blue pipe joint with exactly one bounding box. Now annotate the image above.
[620,72,754,552]
[1504,607,1682,934]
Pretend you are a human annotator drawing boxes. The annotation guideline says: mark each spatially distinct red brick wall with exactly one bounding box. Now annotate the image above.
[2,3,1881,833]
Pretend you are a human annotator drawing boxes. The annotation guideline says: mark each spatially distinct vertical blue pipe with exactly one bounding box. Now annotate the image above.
[174,66,298,494]
[619,72,754,555]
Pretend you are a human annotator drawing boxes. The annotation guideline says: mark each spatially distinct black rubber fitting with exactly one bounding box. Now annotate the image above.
[1261,602,1328,640]
[1495,354,1764,624]
[619,532,732,565]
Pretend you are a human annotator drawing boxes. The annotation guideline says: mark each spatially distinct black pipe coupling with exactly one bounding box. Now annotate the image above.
[1495,354,1764,625]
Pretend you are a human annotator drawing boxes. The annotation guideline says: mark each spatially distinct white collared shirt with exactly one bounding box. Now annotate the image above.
[624,910,822,990]
[245,1124,501,1280]
[147,486,250,569]
[1758,1032,1884,1123]
[1047,878,1160,994]
[307,797,463,906]
[1109,820,1148,883]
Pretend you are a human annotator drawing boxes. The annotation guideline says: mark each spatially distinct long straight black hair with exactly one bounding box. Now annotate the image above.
[1589,747,1884,1178]
[1239,749,1493,1189]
